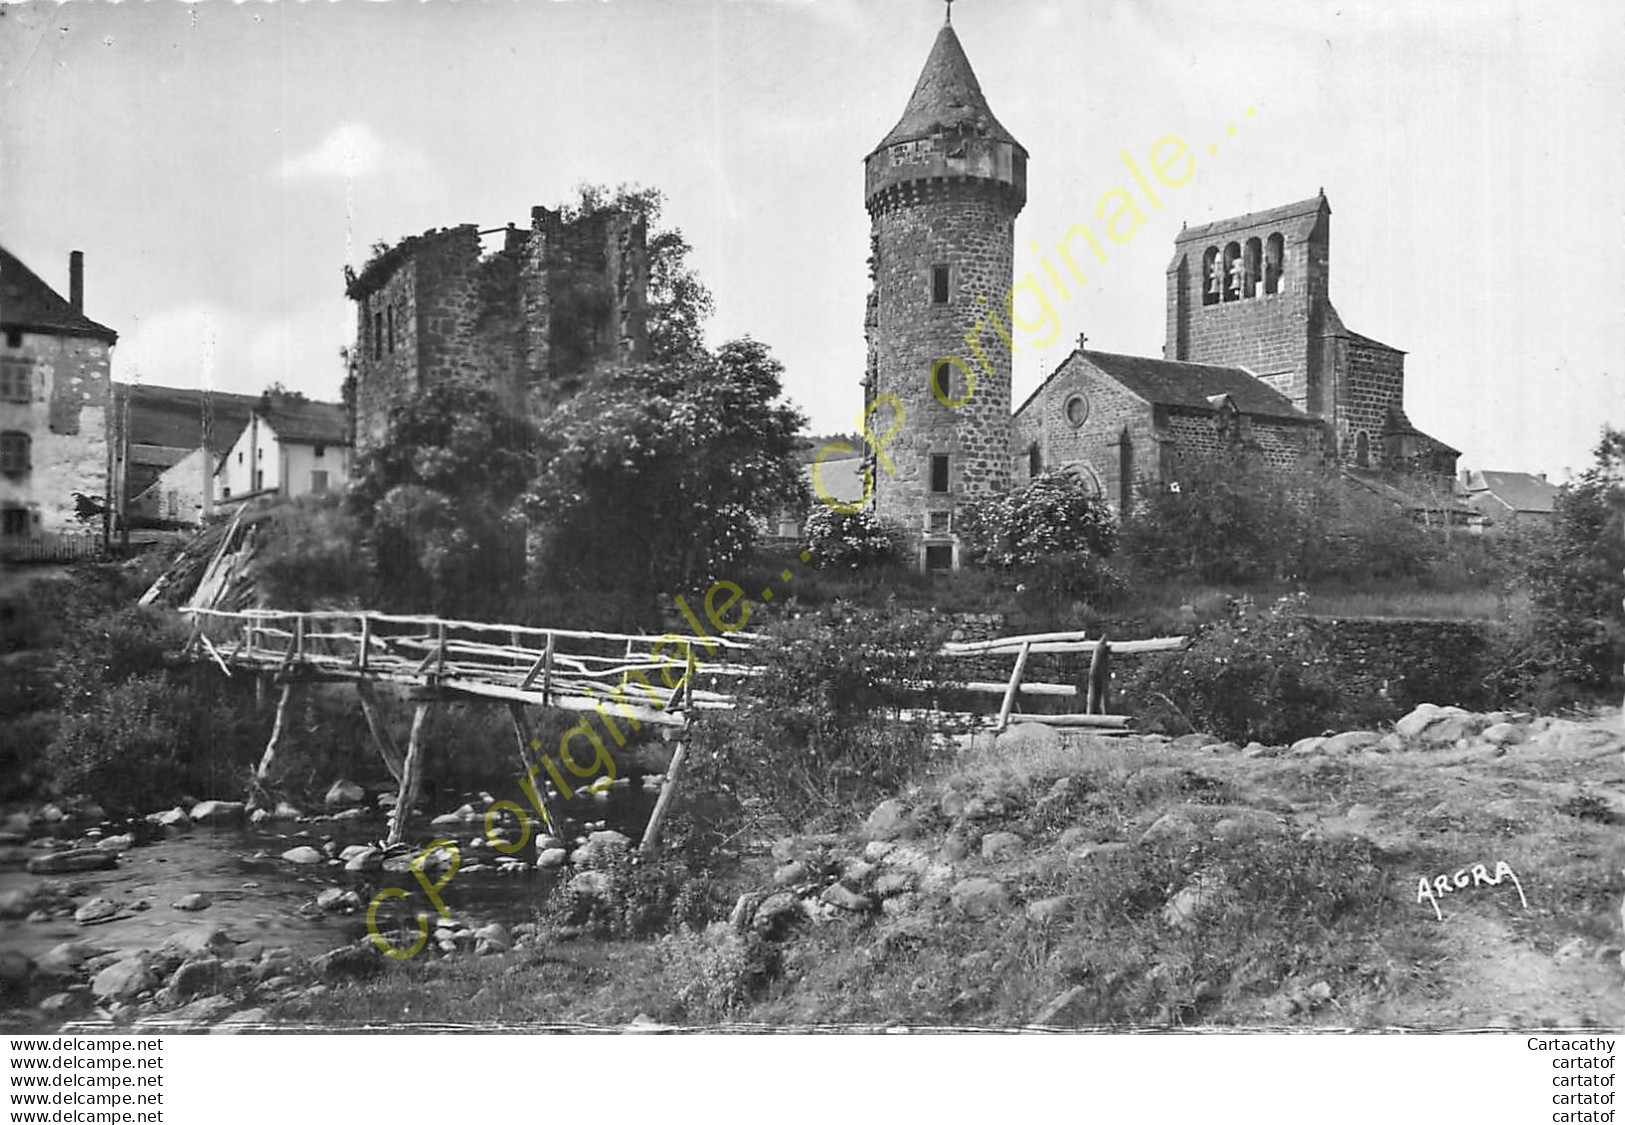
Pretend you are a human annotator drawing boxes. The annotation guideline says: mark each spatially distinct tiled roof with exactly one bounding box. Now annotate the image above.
[1384,405,1460,456]
[1468,470,1559,514]
[262,398,348,446]
[0,245,117,344]
[873,24,1024,154]
[1343,470,1475,516]
[1062,349,1314,422]
[1338,328,1403,354]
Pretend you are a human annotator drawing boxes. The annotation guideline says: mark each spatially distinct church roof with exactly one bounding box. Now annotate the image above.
[872,23,1024,155]
[1050,349,1315,422]
[0,245,118,344]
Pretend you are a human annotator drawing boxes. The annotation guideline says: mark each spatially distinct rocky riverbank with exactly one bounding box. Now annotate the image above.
[6,703,1623,1031]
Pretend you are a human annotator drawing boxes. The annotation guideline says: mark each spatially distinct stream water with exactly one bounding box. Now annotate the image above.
[0,783,661,967]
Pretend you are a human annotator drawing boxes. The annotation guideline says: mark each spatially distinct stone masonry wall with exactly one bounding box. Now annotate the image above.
[353,259,420,455]
[1013,355,1160,511]
[1338,339,1406,467]
[1163,411,1324,472]
[1301,616,1500,714]
[868,182,1017,553]
[0,331,111,534]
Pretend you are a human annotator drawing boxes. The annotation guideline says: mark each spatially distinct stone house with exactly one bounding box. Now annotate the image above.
[215,395,350,504]
[344,206,649,457]
[1462,469,1559,531]
[0,246,117,547]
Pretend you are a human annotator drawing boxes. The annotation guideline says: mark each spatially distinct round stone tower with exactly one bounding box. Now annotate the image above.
[864,16,1026,570]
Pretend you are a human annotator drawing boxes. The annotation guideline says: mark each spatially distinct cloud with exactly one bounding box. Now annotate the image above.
[281,121,387,182]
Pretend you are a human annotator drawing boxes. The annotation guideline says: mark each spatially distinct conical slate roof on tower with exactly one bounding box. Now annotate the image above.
[873,23,1025,154]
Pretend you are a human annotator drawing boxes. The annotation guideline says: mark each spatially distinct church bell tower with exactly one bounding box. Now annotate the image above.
[863,11,1026,569]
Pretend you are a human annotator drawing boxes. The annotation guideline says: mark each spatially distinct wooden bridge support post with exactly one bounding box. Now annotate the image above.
[641,675,695,856]
[256,682,294,780]
[506,702,558,833]
[995,642,1033,733]
[1086,638,1112,716]
[356,679,405,784]
[387,702,434,847]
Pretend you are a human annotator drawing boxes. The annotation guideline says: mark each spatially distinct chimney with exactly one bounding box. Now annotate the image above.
[69,251,84,313]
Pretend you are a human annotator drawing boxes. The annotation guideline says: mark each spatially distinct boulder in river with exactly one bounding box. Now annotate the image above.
[324,779,365,807]
[189,800,246,826]
[92,958,155,1002]
[28,848,118,875]
[280,846,323,865]
[74,897,120,924]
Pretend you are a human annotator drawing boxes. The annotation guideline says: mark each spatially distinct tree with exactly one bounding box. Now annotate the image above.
[348,381,536,618]
[1513,427,1625,697]
[525,337,805,603]
[564,183,714,363]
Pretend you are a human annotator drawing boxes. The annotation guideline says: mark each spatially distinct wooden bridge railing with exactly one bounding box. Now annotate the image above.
[179,607,1186,847]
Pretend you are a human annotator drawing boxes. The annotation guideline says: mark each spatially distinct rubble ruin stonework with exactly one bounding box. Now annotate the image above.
[345,205,650,455]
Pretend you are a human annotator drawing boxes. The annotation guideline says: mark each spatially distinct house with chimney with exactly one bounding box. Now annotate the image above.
[0,246,117,551]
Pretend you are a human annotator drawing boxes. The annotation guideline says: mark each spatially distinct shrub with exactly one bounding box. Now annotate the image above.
[804,505,902,571]
[255,496,371,610]
[656,926,777,1019]
[1121,593,1379,744]
[46,675,203,812]
[685,601,954,830]
[961,472,1124,602]
[1501,428,1625,702]
[962,471,1118,568]
[44,604,256,810]
[541,843,715,939]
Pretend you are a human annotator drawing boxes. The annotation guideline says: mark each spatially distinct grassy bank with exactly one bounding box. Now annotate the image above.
[273,710,1625,1031]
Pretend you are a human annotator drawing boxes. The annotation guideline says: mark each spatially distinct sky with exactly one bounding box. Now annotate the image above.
[2,0,1619,481]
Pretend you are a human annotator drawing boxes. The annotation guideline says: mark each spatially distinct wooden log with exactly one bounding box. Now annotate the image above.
[943,636,1186,657]
[1086,636,1112,715]
[506,702,558,833]
[388,702,433,846]
[1006,712,1131,728]
[639,737,688,856]
[356,679,405,784]
[995,642,1032,733]
[958,681,1076,697]
[256,682,294,779]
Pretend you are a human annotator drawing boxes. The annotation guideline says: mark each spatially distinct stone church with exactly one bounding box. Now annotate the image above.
[865,18,1458,568]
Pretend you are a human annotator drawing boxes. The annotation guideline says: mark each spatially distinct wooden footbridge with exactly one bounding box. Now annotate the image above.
[180,607,1184,850]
